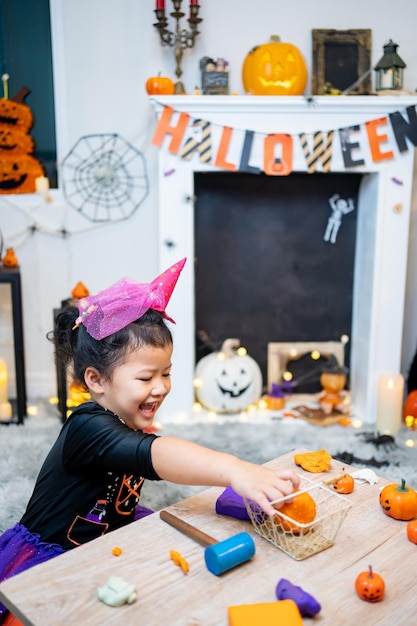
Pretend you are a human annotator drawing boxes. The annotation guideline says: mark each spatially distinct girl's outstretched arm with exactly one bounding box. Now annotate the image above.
[150,436,300,517]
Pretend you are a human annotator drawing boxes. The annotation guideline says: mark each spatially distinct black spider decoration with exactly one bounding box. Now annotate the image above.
[357,431,397,452]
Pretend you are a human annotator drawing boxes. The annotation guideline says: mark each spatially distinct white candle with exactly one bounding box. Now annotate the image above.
[35,176,50,194]
[376,374,404,434]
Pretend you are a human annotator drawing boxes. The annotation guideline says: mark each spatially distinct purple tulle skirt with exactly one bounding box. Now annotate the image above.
[0,524,64,623]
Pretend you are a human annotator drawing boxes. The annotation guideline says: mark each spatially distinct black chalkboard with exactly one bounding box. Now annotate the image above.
[194,171,362,391]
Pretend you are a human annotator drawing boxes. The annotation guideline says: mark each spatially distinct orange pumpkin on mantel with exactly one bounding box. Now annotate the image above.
[145,73,175,95]
[242,35,307,96]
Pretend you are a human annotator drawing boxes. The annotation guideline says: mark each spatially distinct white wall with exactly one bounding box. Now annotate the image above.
[1,0,417,404]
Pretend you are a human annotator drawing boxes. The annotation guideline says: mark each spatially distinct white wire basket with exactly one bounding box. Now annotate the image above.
[245,475,352,560]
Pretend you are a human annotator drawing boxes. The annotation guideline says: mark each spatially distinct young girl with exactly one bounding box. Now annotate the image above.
[0,258,299,624]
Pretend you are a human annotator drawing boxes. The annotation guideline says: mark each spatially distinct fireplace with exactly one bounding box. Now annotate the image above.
[151,95,416,423]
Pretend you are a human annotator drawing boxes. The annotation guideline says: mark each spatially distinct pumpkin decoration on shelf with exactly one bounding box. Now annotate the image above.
[194,338,262,413]
[273,490,316,534]
[379,479,417,520]
[2,247,18,268]
[242,35,307,96]
[145,73,175,95]
[355,565,385,603]
[0,86,45,194]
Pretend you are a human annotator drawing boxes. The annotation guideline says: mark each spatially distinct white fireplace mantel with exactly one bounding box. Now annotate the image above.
[151,95,417,423]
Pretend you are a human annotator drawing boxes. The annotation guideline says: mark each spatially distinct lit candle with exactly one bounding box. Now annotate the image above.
[35,176,50,194]
[156,0,165,9]
[0,358,12,420]
[376,374,404,434]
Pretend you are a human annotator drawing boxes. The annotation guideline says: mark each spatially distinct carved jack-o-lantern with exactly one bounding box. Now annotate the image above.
[0,125,34,154]
[242,35,307,96]
[0,154,45,193]
[194,338,263,413]
[0,98,33,132]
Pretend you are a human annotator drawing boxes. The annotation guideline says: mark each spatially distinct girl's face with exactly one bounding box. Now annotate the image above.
[98,343,173,431]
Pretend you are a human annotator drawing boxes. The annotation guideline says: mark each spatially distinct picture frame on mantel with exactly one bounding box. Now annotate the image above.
[312,29,372,95]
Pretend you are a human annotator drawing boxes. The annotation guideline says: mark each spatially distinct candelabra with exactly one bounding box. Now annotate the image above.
[154,1,202,94]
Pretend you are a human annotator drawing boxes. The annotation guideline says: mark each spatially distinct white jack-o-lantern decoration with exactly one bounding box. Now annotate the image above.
[194,338,263,413]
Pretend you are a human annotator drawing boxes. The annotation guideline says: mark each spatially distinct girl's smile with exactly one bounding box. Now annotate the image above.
[91,344,173,431]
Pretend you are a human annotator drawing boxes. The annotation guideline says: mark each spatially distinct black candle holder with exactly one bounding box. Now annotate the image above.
[154,1,202,94]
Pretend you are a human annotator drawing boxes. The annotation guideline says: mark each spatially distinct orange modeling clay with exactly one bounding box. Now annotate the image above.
[112,546,122,556]
[294,450,332,473]
[170,549,189,574]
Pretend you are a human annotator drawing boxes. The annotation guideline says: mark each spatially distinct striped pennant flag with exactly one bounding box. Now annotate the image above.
[299,131,334,173]
[179,118,212,163]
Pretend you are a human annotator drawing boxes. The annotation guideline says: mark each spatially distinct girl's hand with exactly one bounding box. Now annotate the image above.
[229,461,300,517]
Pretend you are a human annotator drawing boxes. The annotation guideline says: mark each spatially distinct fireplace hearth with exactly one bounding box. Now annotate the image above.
[151,95,416,424]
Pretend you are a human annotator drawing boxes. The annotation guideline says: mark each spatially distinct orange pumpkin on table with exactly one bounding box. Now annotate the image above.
[274,490,316,534]
[379,479,417,520]
[355,565,385,603]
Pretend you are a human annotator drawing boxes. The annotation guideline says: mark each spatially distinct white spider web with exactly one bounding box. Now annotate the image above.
[61,134,149,223]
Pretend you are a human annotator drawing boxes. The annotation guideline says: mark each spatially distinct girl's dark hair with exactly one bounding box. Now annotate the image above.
[48,307,173,387]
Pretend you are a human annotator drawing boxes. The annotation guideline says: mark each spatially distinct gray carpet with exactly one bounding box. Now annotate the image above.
[1,404,417,533]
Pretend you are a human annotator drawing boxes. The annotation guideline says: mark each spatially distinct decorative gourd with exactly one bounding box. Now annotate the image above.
[355,566,385,602]
[406,519,417,544]
[333,473,354,494]
[242,35,307,96]
[273,490,316,534]
[2,248,18,268]
[379,479,417,520]
[145,73,175,95]
[194,338,262,413]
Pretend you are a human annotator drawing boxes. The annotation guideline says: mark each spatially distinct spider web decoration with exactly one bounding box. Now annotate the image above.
[61,134,149,223]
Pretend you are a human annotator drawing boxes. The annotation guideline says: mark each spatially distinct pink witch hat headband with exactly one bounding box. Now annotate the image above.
[74,258,186,340]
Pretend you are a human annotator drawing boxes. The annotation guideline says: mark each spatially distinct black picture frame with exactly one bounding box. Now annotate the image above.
[312,29,372,95]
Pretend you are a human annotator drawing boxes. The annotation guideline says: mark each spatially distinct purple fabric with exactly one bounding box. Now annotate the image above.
[0,524,64,622]
[133,504,154,521]
[215,487,251,521]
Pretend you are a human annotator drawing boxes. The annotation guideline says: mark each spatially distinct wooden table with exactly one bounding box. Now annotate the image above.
[0,450,413,625]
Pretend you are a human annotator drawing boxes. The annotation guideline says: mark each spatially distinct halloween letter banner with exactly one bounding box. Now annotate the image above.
[152,104,417,175]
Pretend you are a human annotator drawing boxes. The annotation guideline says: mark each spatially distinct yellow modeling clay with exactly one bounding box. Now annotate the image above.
[294,449,332,473]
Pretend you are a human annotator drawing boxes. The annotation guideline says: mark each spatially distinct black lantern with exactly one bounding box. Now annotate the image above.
[374,40,406,91]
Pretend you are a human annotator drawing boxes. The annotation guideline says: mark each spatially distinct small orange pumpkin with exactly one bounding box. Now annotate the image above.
[274,490,316,534]
[242,35,307,96]
[2,248,18,268]
[406,519,417,544]
[379,479,417,520]
[355,565,385,603]
[333,474,354,494]
[145,73,175,95]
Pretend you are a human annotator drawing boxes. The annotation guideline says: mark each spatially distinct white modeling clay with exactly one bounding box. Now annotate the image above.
[350,468,379,485]
[97,575,137,607]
